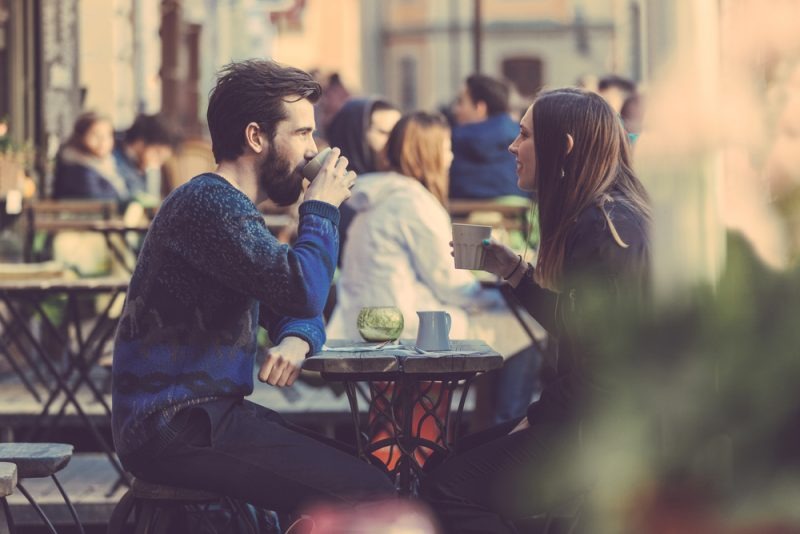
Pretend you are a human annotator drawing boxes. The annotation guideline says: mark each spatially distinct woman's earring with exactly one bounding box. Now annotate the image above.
[560,168,566,178]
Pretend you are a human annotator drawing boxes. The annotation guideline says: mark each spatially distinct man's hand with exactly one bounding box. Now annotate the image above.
[258,336,310,387]
[303,147,357,208]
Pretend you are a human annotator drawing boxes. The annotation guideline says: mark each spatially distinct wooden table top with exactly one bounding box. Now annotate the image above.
[32,219,149,233]
[303,339,503,377]
[0,275,129,293]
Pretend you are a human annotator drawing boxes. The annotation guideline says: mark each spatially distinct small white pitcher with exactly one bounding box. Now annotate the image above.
[416,311,452,351]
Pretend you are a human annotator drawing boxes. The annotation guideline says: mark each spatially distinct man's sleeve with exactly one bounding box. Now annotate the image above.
[258,303,326,355]
[165,181,339,319]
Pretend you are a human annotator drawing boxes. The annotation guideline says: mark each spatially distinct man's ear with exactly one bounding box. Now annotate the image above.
[245,122,267,154]
[565,133,574,155]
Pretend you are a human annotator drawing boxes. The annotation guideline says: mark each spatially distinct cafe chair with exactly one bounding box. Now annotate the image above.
[0,442,84,534]
[107,478,279,534]
[0,462,17,534]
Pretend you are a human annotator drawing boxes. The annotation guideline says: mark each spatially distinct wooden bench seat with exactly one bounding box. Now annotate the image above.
[0,443,73,479]
[0,463,16,498]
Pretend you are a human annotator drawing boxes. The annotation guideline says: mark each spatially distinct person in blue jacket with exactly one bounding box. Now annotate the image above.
[449,74,527,199]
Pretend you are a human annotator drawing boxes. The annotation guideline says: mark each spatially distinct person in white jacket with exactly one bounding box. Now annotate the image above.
[326,112,504,341]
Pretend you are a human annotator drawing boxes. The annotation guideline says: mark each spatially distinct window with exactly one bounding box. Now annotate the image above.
[502,57,543,97]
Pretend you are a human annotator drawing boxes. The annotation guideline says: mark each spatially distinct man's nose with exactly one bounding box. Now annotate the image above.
[306,139,318,158]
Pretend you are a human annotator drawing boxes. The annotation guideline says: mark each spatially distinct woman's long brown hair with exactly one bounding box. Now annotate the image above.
[385,111,450,206]
[66,111,111,155]
[532,88,651,291]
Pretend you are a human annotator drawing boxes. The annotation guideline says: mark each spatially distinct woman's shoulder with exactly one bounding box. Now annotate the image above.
[565,196,650,280]
[573,196,648,248]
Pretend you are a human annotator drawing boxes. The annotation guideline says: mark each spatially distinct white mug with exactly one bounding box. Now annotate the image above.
[302,147,333,181]
[452,223,492,270]
[416,311,452,351]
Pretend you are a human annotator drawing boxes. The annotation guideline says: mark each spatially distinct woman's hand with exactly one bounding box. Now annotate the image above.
[480,238,520,278]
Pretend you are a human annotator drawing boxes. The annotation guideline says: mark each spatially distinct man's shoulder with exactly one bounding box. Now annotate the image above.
[453,114,517,142]
[159,173,252,220]
[169,173,237,200]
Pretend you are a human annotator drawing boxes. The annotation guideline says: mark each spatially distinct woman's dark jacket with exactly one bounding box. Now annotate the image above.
[516,195,651,425]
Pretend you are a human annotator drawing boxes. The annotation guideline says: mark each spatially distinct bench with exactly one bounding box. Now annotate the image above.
[0,442,83,534]
[0,462,16,534]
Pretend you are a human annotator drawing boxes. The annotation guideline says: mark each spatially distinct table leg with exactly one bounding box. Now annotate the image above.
[102,233,135,274]
[39,292,120,433]
[0,337,42,403]
[0,310,52,396]
[1,296,127,480]
[21,297,114,437]
[343,382,365,461]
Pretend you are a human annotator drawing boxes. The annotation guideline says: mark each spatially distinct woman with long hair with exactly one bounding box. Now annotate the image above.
[422,88,651,532]
[328,111,501,342]
[53,111,130,204]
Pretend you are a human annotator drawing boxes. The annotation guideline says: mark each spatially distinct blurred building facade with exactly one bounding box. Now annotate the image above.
[0,0,304,193]
[1,0,687,193]
[361,0,618,114]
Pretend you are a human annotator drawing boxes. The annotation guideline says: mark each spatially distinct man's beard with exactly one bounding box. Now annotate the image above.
[258,146,304,206]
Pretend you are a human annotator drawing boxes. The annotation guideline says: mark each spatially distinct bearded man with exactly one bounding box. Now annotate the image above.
[111,59,395,514]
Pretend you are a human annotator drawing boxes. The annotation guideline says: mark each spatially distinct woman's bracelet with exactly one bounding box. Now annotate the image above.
[503,254,524,280]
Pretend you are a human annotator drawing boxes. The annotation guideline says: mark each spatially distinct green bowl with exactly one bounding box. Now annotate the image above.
[357,307,404,342]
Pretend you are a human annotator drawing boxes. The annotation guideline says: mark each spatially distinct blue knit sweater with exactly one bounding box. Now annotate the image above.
[111,173,339,456]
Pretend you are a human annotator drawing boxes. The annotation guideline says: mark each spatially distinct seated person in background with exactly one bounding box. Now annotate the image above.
[449,74,526,199]
[112,113,176,203]
[327,113,537,453]
[327,111,502,342]
[53,112,130,204]
[596,74,637,114]
[112,59,395,514]
[326,98,401,264]
[621,92,646,144]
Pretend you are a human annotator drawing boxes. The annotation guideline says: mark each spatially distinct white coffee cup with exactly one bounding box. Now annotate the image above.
[452,223,492,270]
[302,147,333,181]
[416,311,452,351]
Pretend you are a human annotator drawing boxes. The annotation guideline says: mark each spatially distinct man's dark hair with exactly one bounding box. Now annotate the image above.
[124,114,177,148]
[597,75,637,94]
[465,74,510,116]
[207,59,322,163]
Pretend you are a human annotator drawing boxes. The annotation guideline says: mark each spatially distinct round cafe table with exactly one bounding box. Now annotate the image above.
[302,339,502,496]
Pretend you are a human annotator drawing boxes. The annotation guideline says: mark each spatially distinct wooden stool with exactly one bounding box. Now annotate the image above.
[107,478,269,533]
[0,443,83,534]
[0,462,17,534]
